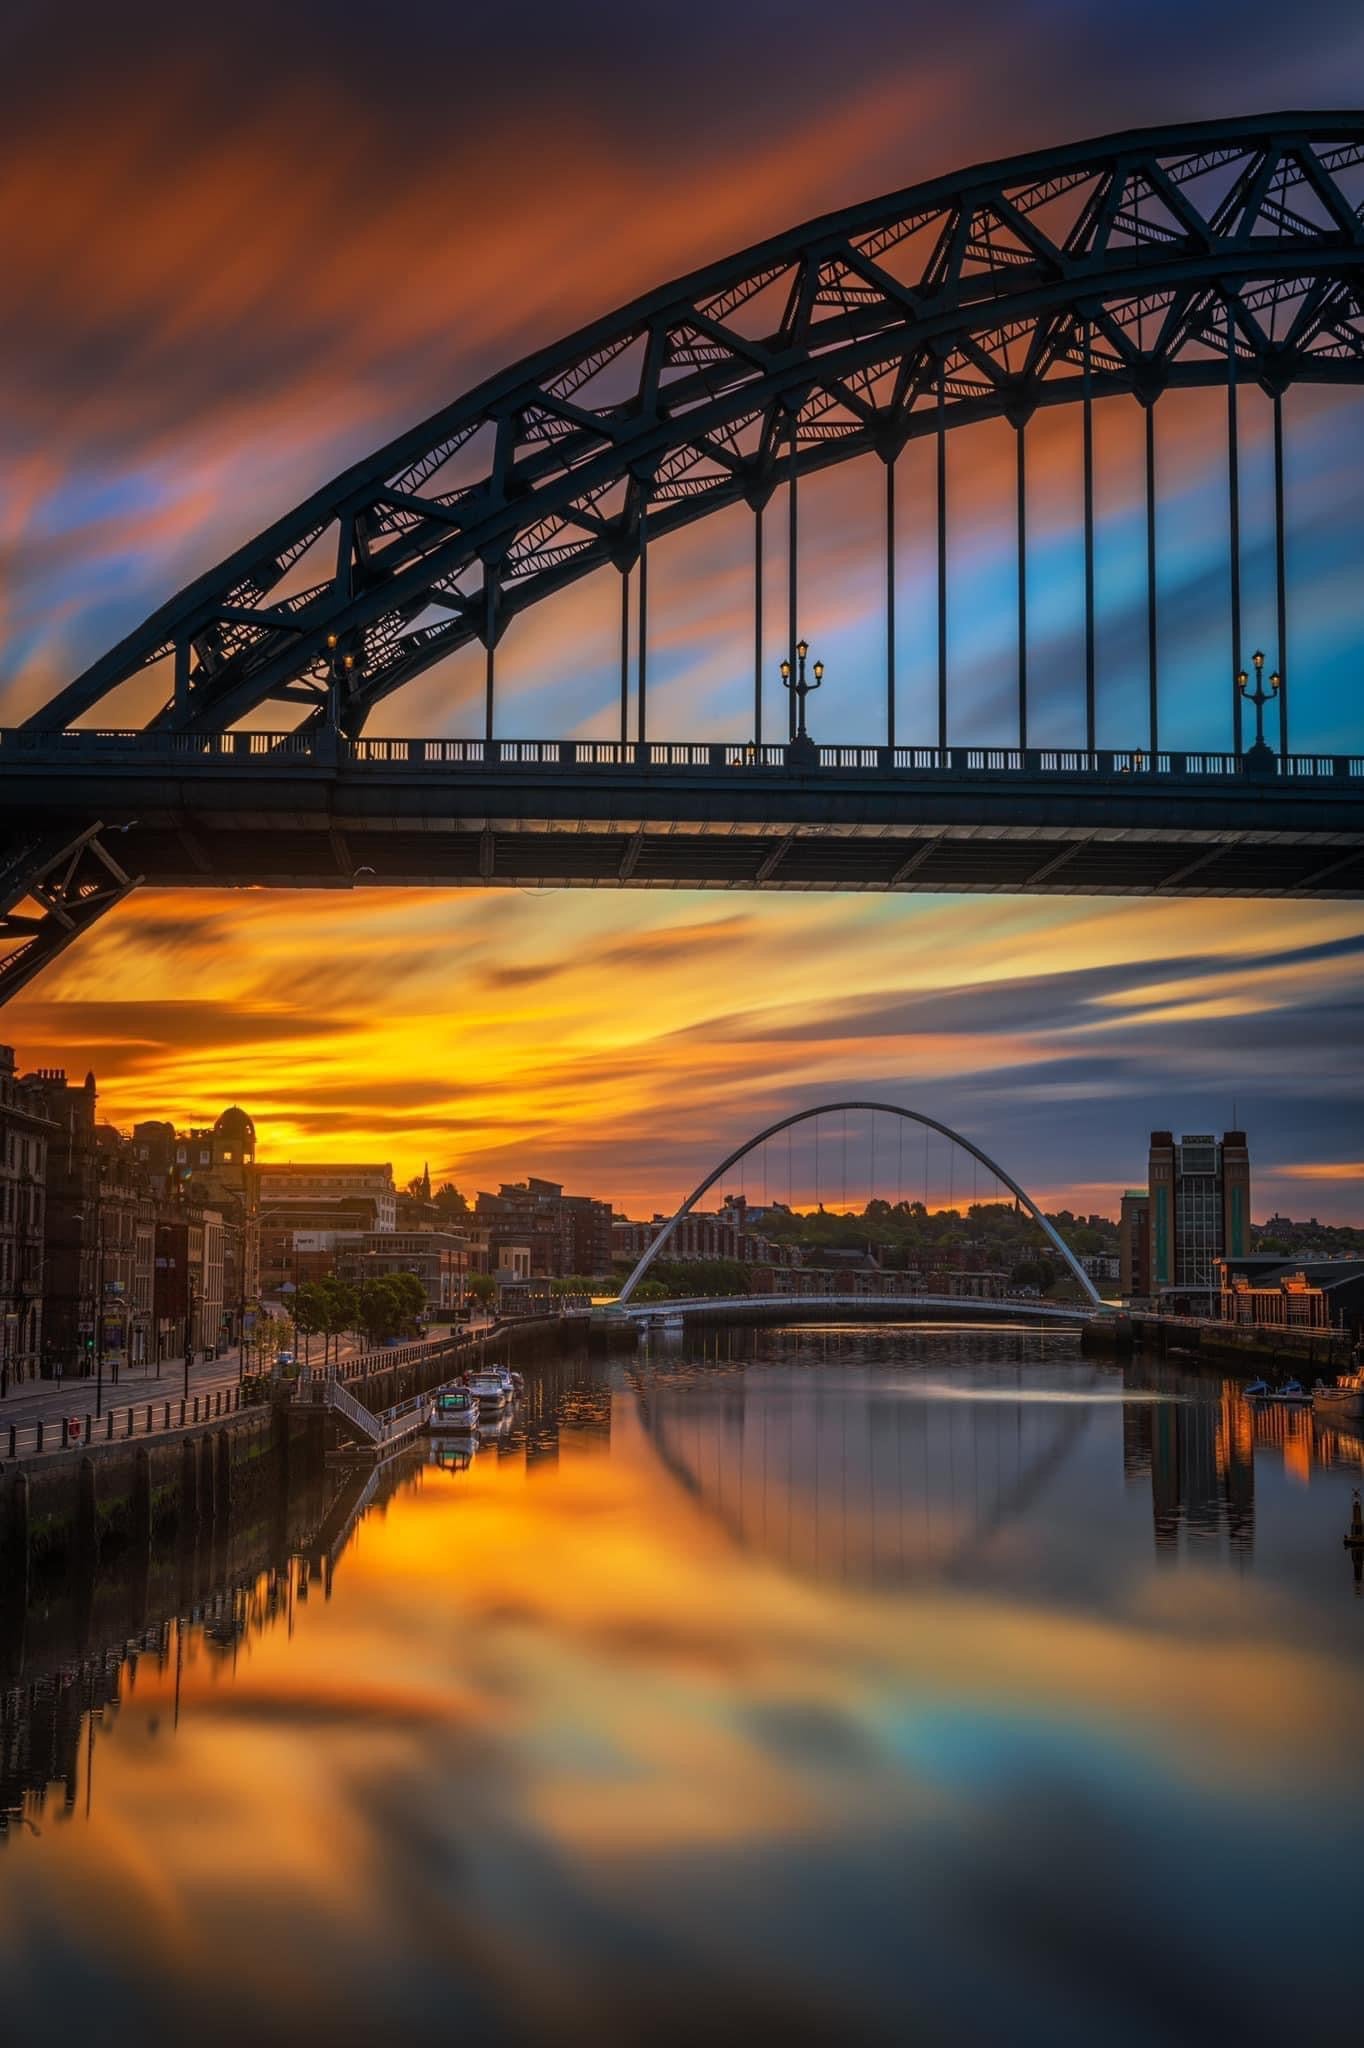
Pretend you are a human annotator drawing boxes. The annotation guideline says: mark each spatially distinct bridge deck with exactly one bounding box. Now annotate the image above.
[4,737,1362,897]
[617,1294,1100,1324]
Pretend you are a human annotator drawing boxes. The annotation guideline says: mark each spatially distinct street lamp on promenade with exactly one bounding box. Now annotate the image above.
[94,1197,106,1419]
[72,1189,107,1417]
[184,1269,196,1405]
[781,640,824,768]
[1238,649,1281,776]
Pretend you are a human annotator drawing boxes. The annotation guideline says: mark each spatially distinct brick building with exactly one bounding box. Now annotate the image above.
[476,1178,613,1278]
[0,1045,55,1387]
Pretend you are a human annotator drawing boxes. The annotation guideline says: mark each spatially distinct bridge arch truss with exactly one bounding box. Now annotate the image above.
[27,111,1364,753]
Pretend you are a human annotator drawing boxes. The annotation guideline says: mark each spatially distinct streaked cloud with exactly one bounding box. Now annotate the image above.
[3,2,1363,1218]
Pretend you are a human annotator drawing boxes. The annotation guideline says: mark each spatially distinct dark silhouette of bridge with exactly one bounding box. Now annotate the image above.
[4,113,1364,1002]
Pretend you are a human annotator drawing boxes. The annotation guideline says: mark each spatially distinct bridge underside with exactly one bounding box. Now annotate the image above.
[2,761,1361,952]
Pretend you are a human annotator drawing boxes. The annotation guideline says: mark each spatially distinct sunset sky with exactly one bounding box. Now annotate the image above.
[3,0,1363,1220]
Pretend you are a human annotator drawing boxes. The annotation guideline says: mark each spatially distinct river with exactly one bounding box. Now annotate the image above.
[2,1323,1361,2046]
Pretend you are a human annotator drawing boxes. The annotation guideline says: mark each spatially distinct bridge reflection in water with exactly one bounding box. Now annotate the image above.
[634,1332,1107,1586]
[637,1328,1364,1583]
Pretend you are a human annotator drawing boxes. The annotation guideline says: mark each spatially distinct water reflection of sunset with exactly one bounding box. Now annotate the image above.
[3,1336,1363,2043]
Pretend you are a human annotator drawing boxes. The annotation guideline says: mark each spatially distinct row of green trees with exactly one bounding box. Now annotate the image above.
[288,1272,427,1363]
[759,1198,1117,1260]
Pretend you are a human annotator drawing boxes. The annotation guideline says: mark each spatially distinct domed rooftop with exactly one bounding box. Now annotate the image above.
[213,1105,256,1149]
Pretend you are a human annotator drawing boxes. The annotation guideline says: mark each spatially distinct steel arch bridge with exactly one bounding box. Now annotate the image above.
[5,111,1364,1002]
[614,1100,1105,1308]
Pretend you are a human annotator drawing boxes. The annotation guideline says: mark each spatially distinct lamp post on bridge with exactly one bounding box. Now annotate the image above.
[1238,649,1281,777]
[781,640,824,769]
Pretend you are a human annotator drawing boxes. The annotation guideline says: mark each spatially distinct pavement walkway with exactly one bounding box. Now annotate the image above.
[0,1331,399,1434]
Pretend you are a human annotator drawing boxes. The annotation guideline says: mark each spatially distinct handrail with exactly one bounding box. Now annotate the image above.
[301,1370,433,1446]
[2,728,1360,781]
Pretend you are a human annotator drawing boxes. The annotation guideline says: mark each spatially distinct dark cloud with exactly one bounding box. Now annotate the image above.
[12,999,362,1058]
[480,961,569,990]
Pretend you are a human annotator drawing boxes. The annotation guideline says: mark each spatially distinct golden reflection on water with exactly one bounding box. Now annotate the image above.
[2,1338,1363,2044]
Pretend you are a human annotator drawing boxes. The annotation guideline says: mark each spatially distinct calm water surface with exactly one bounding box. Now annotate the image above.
[3,1325,1362,2047]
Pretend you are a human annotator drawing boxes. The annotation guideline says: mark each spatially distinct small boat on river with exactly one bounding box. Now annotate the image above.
[468,1368,513,1414]
[430,1386,480,1434]
[1314,1373,1364,1423]
[1244,1377,1311,1405]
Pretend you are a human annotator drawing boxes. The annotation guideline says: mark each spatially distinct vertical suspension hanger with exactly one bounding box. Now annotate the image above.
[936,359,948,755]
[753,498,765,752]
[483,564,499,748]
[1014,406,1029,752]
[618,561,630,749]
[1227,295,1244,758]
[1082,316,1096,757]
[1273,387,1289,764]
[787,406,800,741]
[884,445,897,753]
[636,481,650,751]
[1145,391,1159,759]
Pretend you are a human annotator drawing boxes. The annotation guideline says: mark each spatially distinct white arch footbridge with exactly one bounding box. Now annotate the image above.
[615,1101,1108,1312]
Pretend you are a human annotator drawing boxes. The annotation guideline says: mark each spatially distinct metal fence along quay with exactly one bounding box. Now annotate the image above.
[0,1334,456,1463]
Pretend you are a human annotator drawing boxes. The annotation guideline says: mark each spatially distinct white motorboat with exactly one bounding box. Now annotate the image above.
[1313,1372,1364,1423]
[468,1368,512,1413]
[636,1309,686,1336]
[430,1386,480,1434]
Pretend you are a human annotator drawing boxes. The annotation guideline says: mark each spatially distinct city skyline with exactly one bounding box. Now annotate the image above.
[2,1017,1358,1228]
[5,895,1363,1223]
[3,4,1363,1222]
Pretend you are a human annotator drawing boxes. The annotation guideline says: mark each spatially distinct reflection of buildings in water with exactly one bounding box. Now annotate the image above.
[0,1572,294,1835]
[0,1639,139,1832]
[1249,1398,1364,1479]
[1,1352,620,1829]
[1123,1374,1255,1558]
[509,1351,613,1472]
[1125,1365,1364,1556]
[635,1334,1097,1586]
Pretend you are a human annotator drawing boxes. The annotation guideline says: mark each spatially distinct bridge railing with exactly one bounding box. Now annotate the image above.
[4,729,1362,780]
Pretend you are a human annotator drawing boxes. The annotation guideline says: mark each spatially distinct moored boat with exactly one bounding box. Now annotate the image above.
[1314,1372,1364,1423]
[468,1368,512,1413]
[430,1385,480,1434]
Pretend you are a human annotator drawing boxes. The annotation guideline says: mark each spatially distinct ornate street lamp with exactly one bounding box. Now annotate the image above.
[1237,649,1281,776]
[780,639,824,768]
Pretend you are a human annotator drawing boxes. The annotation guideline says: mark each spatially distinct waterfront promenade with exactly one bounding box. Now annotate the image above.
[0,1322,495,1459]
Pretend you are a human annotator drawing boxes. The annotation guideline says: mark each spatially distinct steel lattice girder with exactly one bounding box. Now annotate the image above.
[0,826,139,1004]
[23,111,1364,741]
